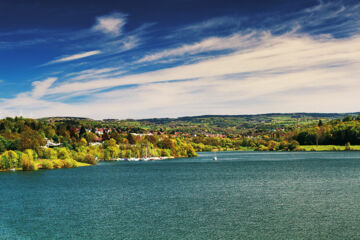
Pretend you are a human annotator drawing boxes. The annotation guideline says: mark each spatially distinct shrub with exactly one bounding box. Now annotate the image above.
[24,149,37,161]
[63,159,78,168]
[41,160,54,169]
[43,148,57,160]
[71,160,79,168]
[57,148,71,160]
[83,154,97,165]
[345,142,352,151]
[72,151,86,162]
[294,147,305,151]
[63,159,72,168]
[30,162,38,171]
[52,159,64,169]
[256,145,269,151]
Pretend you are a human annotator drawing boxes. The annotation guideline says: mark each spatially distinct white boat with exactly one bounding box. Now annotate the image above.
[9,168,16,172]
[213,152,218,161]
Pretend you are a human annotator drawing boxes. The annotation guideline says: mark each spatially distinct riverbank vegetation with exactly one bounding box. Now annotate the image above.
[1,114,360,171]
[0,117,197,171]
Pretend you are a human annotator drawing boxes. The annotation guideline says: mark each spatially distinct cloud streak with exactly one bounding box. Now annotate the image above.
[137,33,255,63]
[45,50,101,65]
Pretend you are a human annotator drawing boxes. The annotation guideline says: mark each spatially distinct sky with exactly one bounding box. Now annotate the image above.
[0,0,359,119]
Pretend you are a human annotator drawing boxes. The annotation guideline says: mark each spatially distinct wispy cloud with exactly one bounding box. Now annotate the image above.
[31,77,57,98]
[45,50,101,65]
[181,16,243,32]
[92,12,127,36]
[273,1,360,37]
[0,38,50,49]
[66,67,125,81]
[43,33,360,97]
[172,1,360,39]
[137,33,255,63]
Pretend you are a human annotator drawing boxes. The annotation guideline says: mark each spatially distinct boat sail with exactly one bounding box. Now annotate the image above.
[213,152,218,161]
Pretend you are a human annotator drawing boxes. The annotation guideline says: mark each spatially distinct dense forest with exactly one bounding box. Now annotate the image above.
[1,113,360,171]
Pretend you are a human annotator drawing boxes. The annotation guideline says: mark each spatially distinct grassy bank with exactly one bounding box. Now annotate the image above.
[301,145,360,151]
[208,145,360,152]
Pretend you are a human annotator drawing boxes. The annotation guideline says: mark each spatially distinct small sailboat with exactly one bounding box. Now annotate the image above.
[213,152,218,161]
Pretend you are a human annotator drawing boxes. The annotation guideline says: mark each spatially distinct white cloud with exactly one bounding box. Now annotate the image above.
[92,12,127,36]
[1,1,360,119]
[41,33,360,97]
[31,77,57,98]
[66,67,122,81]
[137,33,256,63]
[1,31,360,119]
[46,50,101,65]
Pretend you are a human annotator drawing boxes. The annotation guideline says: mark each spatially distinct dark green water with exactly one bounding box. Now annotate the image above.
[1,151,360,239]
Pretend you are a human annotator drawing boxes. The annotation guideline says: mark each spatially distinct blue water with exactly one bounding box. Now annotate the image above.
[1,151,360,239]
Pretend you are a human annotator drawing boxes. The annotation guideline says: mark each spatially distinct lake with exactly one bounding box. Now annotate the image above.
[1,151,360,239]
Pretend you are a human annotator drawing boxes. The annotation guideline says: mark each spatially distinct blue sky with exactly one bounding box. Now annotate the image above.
[0,0,359,119]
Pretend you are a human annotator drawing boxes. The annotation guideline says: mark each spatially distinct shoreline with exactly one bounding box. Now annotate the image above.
[0,161,91,172]
[2,147,359,172]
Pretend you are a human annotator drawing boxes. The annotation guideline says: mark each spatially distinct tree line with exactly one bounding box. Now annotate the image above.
[0,117,197,170]
[1,115,359,170]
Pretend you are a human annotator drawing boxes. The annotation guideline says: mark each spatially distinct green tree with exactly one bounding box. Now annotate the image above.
[20,154,32,171]
[343,115,353,122]
[127,133,136,144]
[0,150,19,169]
[18,126,46,152]
[79,137,88,147]
[318,120,323,127]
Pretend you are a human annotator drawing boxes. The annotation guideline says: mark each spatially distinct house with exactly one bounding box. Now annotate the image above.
[90,142,102,146]
[45,139,63,148]
[131,133,154,137]
[95,128,113,135]
[95,128,104,135]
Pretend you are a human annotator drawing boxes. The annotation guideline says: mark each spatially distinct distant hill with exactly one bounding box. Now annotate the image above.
[40,116,93,122]
[39,112,360,135]
[138,112,360,123]
[40,112,360,123]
